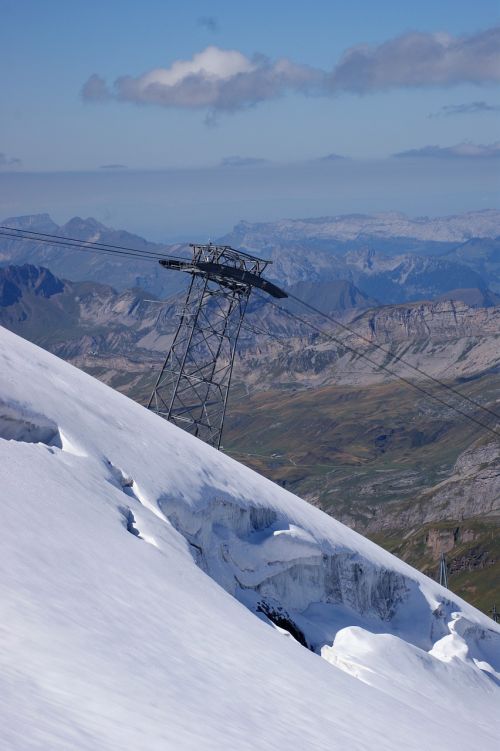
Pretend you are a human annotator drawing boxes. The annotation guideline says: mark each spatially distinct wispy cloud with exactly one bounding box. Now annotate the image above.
[197,16,218,33]
[393,141,500,159]
[81,27,500,114]
[317,152,348,161]
[82,74,110,102]
[100,164,128,170]
[0,152,22,168]
[428,100,500,117]
[219,155,268,167]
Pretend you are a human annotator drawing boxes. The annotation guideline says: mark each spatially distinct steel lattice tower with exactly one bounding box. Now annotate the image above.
[147,243,286,448]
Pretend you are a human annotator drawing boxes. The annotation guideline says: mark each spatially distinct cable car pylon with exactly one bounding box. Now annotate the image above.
[147,242,287,448]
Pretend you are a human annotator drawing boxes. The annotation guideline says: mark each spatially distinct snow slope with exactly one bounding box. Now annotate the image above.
[0,326,499,750]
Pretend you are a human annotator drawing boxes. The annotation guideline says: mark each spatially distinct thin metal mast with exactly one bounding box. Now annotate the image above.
[147,242,287,449]
[438,551,449,589]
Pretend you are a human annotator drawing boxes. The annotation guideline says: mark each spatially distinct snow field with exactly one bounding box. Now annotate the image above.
[0,326,499,750]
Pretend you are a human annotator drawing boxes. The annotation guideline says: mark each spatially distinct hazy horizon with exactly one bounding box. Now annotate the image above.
[1,156,498,242]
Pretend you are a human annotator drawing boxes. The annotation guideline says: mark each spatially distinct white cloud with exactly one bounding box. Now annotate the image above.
[81,27,500,113]
[139,47,254,89]
[83,46,319,112]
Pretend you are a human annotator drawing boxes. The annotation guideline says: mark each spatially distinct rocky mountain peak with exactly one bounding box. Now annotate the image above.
[1,213,59,233]
[60,216,109,238]
[0,264,64,306]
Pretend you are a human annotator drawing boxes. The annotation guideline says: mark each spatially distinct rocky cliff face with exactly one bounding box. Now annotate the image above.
[0,264,64,306]
[258,244,488,302]
[353,300,500,340]
[221,210,500,304]
[235,298,500,391]
[0,264,172,355]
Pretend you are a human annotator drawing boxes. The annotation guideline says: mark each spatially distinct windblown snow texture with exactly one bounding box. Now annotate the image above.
[0,326,498,750]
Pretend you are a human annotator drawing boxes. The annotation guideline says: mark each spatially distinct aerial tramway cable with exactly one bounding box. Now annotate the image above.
[285,291,500,426]
[0,226,186,263]
[254,291,500,441]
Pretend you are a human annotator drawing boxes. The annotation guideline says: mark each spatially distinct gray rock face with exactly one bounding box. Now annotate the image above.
[236,299,500,389]
[0,265,63,305]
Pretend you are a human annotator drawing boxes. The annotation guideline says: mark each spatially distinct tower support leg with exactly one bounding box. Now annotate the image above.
[148,273,250,448]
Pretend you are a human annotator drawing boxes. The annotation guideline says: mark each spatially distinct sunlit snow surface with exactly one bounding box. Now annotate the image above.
[0,326,499,751]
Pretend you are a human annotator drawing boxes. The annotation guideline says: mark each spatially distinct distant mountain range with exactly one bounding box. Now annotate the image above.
[4,262,500,389]
[2,210,500,305]
[0,213,189,299]
[222,210,500,301]
[223,209,500,248]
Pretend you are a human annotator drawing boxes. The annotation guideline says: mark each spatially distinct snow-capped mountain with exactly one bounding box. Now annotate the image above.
[1,326,499,750]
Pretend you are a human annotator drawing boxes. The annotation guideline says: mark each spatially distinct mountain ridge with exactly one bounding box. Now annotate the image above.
[3,211,500,304]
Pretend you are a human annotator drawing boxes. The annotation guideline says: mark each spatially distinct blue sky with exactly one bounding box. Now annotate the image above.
[0,0,499,238]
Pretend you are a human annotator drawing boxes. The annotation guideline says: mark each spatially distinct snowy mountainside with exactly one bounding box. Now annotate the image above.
[0,326,499,750]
